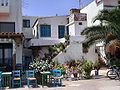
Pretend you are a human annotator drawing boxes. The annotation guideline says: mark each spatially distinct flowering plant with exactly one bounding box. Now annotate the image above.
[70,66,78,74]
[29,59,49,73]
[77,66,82,74]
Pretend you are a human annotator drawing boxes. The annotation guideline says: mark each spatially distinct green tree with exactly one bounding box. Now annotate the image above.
[81,1,120,56]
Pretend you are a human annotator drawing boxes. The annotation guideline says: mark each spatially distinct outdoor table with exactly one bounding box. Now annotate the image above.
[40,71,51,87]
[2,72,12,88]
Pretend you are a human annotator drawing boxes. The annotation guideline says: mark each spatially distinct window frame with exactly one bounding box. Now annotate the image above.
[58,25,65,39]
[0,22,15,33]
[23,19,30,28]
[40,25,51,37]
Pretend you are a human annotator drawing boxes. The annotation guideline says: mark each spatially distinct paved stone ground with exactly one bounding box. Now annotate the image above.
[3,70,120,90]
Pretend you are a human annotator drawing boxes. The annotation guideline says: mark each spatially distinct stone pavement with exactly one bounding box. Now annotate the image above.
[4,70,120,90]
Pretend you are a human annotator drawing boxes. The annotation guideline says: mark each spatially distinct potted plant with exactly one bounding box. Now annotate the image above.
[77,66,83,79]
[82,60,93,79]
[93,60,101,76]
[29,59,49,83]
[71,67,78,78]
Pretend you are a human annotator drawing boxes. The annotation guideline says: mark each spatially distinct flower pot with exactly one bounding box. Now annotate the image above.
[73,73,78,78]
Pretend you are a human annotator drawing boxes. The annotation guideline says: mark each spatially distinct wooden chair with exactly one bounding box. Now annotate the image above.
[26,70,37,88]
[12,70,21,88]
[53,70,62,87]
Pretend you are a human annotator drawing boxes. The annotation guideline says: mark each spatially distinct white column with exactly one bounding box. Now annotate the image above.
[16,44,23,64]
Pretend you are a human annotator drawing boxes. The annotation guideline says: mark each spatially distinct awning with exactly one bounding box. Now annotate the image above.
[0,32,24,44]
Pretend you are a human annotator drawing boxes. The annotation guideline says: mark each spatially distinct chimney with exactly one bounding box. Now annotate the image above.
[70,9,80,15]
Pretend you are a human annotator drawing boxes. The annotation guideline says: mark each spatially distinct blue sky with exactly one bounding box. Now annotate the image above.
[22,0,94,16]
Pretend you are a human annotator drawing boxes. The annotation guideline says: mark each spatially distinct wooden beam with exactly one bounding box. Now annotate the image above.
[13,54,16,70]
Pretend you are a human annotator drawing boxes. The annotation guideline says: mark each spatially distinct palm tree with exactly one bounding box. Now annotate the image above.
[81,1,120,60]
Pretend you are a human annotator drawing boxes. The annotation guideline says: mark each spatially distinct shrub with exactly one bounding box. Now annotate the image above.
[82,60,93,79]
[93,60,101,71]
[29,60,49,73]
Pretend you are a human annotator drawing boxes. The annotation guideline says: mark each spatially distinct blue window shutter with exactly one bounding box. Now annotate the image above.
[40,25,51,37]
[58,25,65,38]
[67,26,69,35]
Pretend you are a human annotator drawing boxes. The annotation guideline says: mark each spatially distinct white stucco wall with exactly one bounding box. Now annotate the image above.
[81,1,104,27]
[74,21,87,36]
[53,36,86,64]
[68,13,87,36]
[80,0,118,63]
[83,44,98,62]
[16,44,23,64]
[22,16,40,38]
[0,0,22,33]
[68,21,87,36]
[0,0,23,64]
[80,1,104,62]
[35,15,68,39]
[69,24,75,36]
[53,42,83,64]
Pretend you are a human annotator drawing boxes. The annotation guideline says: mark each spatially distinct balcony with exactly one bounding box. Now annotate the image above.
[28,38,65,47]
[0,0,9,15]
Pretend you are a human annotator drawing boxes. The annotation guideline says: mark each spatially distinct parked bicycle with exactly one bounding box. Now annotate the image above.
[107,66,120,80]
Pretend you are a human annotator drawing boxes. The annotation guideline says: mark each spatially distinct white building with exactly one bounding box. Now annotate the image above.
[0,0,118,70]
[30,15,68,58]
[0,0,23,70]
[80,0,118,63]
[28,9,87,64]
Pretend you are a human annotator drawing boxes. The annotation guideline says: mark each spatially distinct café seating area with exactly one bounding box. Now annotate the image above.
[0,69,62,89]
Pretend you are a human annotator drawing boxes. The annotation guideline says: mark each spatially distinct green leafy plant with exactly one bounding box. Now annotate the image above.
[82,60,93,79]
[93,60,101,71]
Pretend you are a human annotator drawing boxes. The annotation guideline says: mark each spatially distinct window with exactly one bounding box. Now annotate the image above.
[58,25,65,38]
[0,22,15,33]
[23,20,30,28]
[66,26,69,35]
[79,22,82,25]
[40,25,51,37]
[0,44,12,67]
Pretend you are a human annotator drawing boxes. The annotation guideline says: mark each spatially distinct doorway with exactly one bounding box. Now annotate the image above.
[0,43,13,71]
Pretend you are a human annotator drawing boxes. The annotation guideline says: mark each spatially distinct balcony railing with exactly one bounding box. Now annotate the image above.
[28,38,65,47]
[0,0,9,15]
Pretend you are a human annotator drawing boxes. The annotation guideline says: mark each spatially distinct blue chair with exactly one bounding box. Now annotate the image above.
[26,70,37,88]
[0,72,2,88]
[53,70,62,87]
[12,70,21,88]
